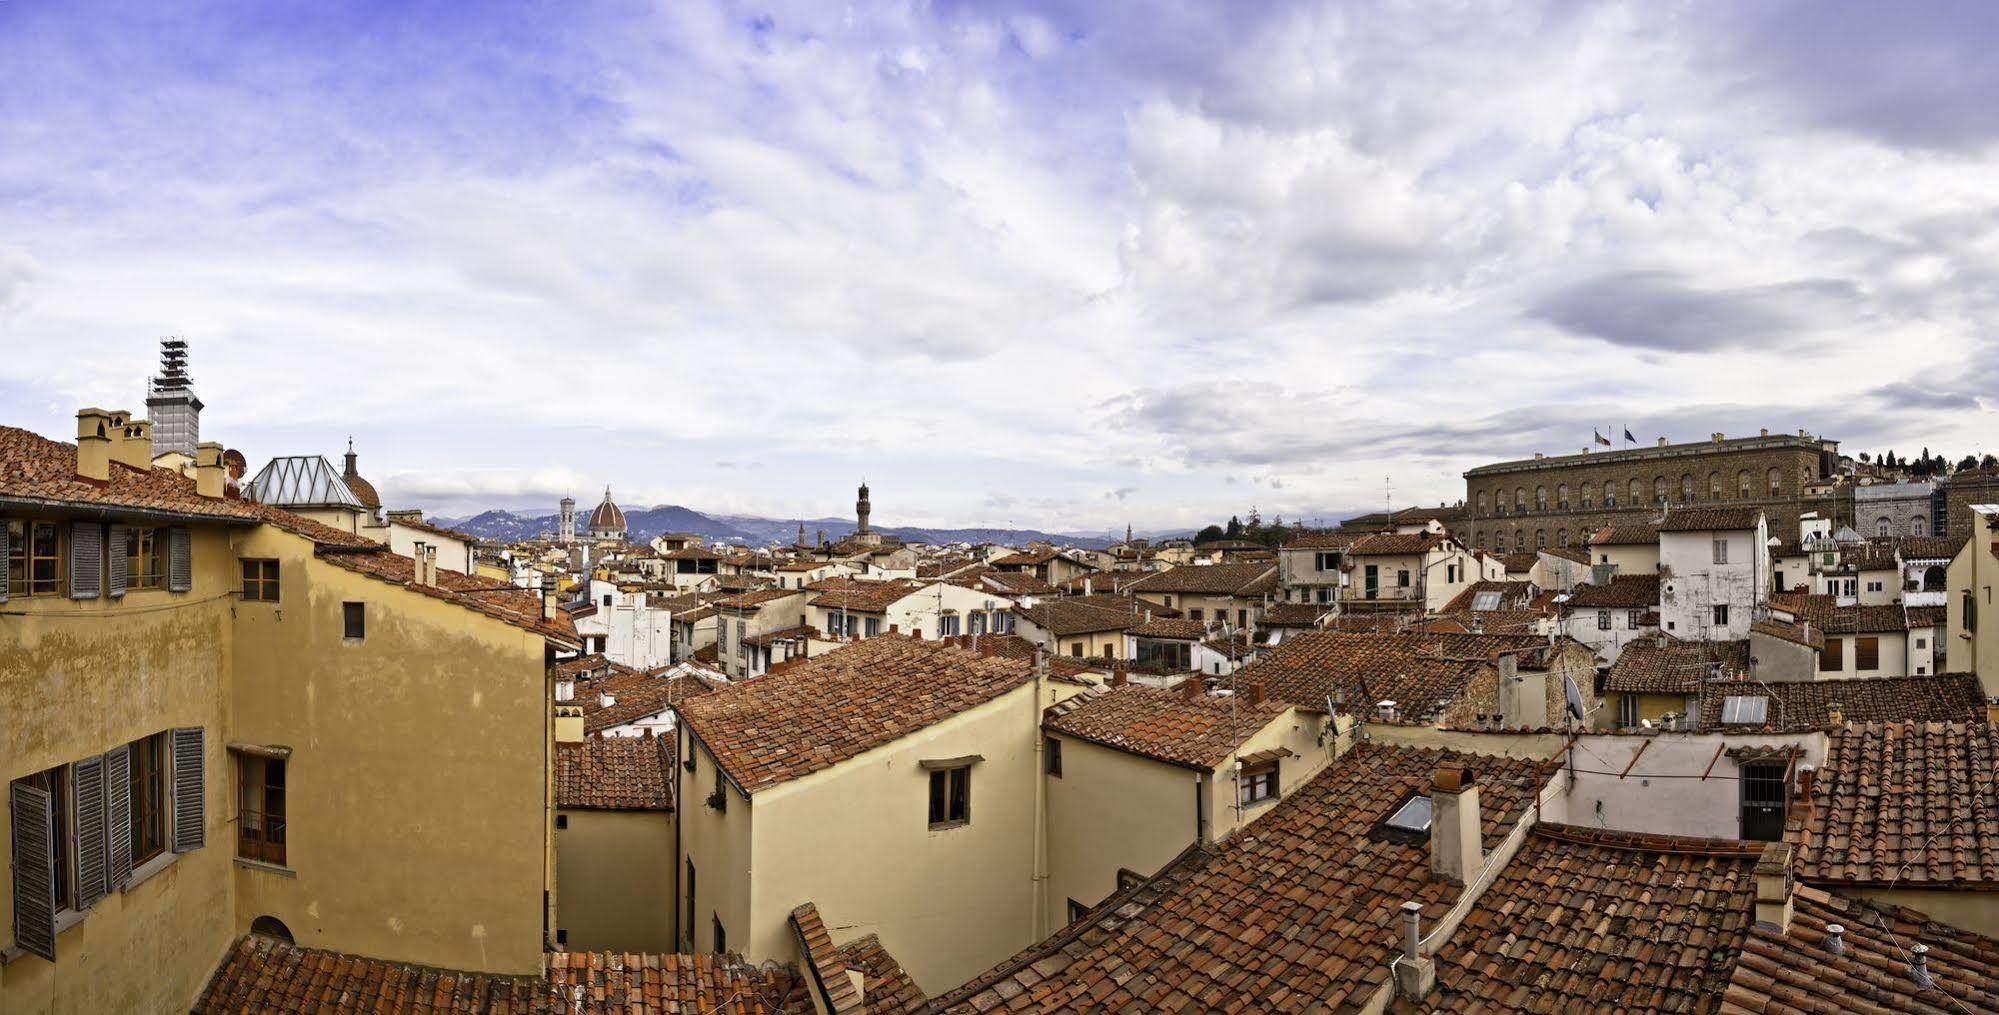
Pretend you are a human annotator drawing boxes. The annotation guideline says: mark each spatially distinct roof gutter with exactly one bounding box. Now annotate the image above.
[0,494,258,527]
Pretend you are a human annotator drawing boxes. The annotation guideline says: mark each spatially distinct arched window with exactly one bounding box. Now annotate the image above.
[1514,530,1526,551]
[250,916,295,945]
[1535,529,1547,549]
[1653,477,1668,504]
[1557,528,1568,547]
[1556,483,1569,509]
[1680,474,1695,504]
[1709,472,1723,499]
[1876,516,1892,537]
[1605,481,1618,508]
[1924,565,1946,591]
[1912,516,1927,537]
[1738,470,1752,498]
[1476,491,1487,514]
[1629,478,1642,504]
[1515,488,1526,512]
[1767,468,1782,496]
[1535,486,1548,512]
[1581,485,1594,509]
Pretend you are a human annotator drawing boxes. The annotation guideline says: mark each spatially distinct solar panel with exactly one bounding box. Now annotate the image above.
[1720,695,1768,725]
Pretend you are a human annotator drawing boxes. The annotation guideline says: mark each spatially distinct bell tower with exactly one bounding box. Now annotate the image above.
[856,481,871,536]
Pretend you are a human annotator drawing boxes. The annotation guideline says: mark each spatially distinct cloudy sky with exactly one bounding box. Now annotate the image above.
[2,1,1994,533]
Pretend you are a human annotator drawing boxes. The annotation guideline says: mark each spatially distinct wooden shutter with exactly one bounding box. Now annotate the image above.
[105,526,128,598]
[0,517,10,603]
[104,745,132,889]
[167,527,192,592]
[10,782,57,961]
[170,727,205,852]
[72,755,107,909]
[69,521,102,599]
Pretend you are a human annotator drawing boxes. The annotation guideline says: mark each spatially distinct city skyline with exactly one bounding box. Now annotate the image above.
[1,1,1994,529]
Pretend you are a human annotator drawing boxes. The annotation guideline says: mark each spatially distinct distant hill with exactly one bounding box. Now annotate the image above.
[431,505,1178,550]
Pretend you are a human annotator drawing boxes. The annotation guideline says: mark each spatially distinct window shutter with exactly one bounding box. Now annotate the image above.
[104,745,132,889]
[170,727,205,852]
[72,755,108,909]
[106,526,129,598]
[167,527,192,592]
[69,521,102,599]
[0,517,10,603]
[9,781,57,961]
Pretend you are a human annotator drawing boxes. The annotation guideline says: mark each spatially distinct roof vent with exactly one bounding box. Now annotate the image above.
[1909,943,1933,988]
[1824,923,1845,956]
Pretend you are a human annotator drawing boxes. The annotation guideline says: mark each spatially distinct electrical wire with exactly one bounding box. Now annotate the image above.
[0,589,240,617]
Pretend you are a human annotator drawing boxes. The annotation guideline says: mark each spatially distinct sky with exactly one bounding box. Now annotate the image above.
[1,0,1995,534]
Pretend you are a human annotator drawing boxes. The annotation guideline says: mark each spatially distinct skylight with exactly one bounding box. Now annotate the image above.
[1470,591,1503,611]
[1720,695,1769,725]
[1385,795,1433,835]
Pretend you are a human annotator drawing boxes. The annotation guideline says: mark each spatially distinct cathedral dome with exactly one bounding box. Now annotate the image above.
[341,441,380,508]
[588,487,626,535]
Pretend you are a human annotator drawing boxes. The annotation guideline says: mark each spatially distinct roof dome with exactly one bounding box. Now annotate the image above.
[341,441,380,508]
[588,487,626,533]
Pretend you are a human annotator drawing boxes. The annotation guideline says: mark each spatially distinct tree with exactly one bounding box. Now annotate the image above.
[1958,455,1980,473]
[1985,454,1999,470]
[1195,524,1225,544]
[1224,515,1243,539]
[1859,452,1871,463]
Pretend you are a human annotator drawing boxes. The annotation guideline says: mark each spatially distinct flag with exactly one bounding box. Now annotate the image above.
[1623,427,1636,443]
[1594,430,1611,447]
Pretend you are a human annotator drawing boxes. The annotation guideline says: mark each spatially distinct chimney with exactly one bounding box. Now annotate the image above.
[410,542,429,586]
[425,545,439,586]
[75,408,113,482]
[1180,676,1203,699]
[599,691,616,708]
[553,703,584,743]
[1377,699,1399,723]
[110,414,153,469]
[1824,923,1845,956]
[979,640,995,657]
[1760,428,1770,437]
[1430,762,1482,885]
[1712,432,1725,443]
[1083,577,1092,596]
[540,574,558,621]
[194,442,225,498]
[1533,452,1544,460]
[1657,437,1668,447]
[1109,668,1128,688]
[1393,901,1436,999]
[1245,682,1266,706]
[888,623,899,635]
[1910,944,1934,988]
[1753,841,1795,933]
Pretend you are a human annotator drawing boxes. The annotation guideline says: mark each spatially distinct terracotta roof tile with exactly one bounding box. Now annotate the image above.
[1589,523,1660,546]
[1698,674,1983,733]
[1125,561,1277,595]
[1799,722,1999,887]
[1012,596,1151,637]
[0,423,262,522]
[555,736,673,810]
[677,636,1040,794]
[1044,684,1288,770]
[1721,886,1999,1014]
[579,669,718,736]
[313,535,579,646]
[1347,531,1456,556]
[806,579,924,613]
[1236,631,1547,717]
[1603,634,1749,694]
[832,934,926,1015]
[1442,580,1537,613]
[1562,573,1661,609]
[1657,507,1764,532]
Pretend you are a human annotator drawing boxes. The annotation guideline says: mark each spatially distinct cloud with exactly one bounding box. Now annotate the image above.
[1531,271,1866,352]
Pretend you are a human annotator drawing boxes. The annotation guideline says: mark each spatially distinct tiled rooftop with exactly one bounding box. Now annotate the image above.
[1699,674,1984,732]
[806,578,923,612]
[580,669,718,736]
[1657,507,1764,532]
[676,636,1041,794]
[555,735,673,810]
[1562,573,1661,609]
[1125,561,1278,595]
[1011,596,1152,637]
[1603,634,1749,694]
[934,742,1548,1012]
[0,424,266,522]
[1720,885,1999,1014]
[1799,722,1999,888]
[1236,631,1548,717]
[1346,531,1455,557]
[1043,684,1289,770]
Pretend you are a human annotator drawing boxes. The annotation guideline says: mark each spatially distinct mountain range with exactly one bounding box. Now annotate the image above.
[430,505,1192,550]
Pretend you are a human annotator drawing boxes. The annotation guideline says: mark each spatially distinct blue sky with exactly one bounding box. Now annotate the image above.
[2,1,1995,531]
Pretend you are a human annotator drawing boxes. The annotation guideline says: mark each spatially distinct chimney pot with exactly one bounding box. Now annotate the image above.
[1824,924,1845,956]
[1109,668,1128,687]
[1658,437,1668,447]
[1910,943,1932,986]
[1754,841,1796,934]
[194,441,225,498]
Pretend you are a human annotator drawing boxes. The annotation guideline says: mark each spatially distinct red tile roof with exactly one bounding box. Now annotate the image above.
[579,669,718,736]
[1799,722,1999,888]
[1721,885,1999,1015]
[1603,634,1749,694]
[0,424,261,522]
[1658,507,1764,532]
[1012,596,1150,637]
[676,636,1041,794]
[1562,573,1661,609]
[934,742,1549,1013]
[806,578,923,612]
[544,950,811,1014]
[313,533,579,646]
[1043,684,1288,770]
[1441,580,1536,613]
[1589,523,1660,546]
[1125,561,1277,595]
[1346,531,1455,556]
[1283,529,1361,550]
[1417,824,1763,1014]
[1700,674,1984,732]
[1235,631,1547,717]
[833,934,926,1015]
[555,736,673,810]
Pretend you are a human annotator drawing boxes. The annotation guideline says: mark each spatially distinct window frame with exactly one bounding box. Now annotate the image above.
[22,519,66,597]
[1044,736,1062,777]
[240,558,280,603]
[927,764,972,829]
[130,732,169,866]
[236,754,287,866]
[127,527,164,590]
[342,601,366,640]
[1238,760,1279,807]
[1854,635,1880,671]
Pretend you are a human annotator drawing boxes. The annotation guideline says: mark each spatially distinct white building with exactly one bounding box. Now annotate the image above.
[1657,507,1768,641]
[569,577,675,668]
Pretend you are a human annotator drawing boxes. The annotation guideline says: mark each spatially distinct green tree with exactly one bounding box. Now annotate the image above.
[1958,455,1980,473]
[1195,524,1225,544]
[1225,515,1243,539]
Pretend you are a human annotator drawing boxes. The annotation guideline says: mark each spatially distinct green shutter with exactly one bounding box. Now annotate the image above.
[10,782,56,961]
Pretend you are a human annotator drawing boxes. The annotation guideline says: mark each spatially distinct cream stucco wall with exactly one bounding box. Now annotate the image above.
[675,732,753,956]
[1814,631,1911,679]
[1592,543,1661,576]
[555,808,676,952]
[1043,736,1195,930]
[1947,512,1996,697]
[1844,886,1999,939]
[0,525,239,1015]
[229,525,552,975]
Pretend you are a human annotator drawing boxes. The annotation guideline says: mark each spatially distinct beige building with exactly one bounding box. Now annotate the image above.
[1126,561,1278,631]
[674,636,1092,994]
[1337,530,1494,612]
[809,578,1014,645]
[553,736,676,952]
[1,411,578,1014]
[1011,595,1155,659]
[1948,505,1998,698]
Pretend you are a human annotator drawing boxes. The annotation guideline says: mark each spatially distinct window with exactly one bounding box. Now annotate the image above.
[864,616,882,638]
[713,915,726,954]
[1045,737,1062,777]
[555,814,567,829]
[928,765,971,828]
[1719,696,1768,725]
[1597,610,1611,631]
[1383,793,1432,839]
[1189,608,1204,621]
[1314,551,1341,571]
[1604,481,1616,508]
[1446,564,1459,584]
[237,754,286,865]
[240,559,279,602]
[1534,530,1546,550]
[1628,478,1642,505]
[1535,486,1547,511]
[1236,609,1247,629]
[1396,569,1410,588]
[601,594,612,607]
[1767,468,1782,496]
[1556,529,1567,548]
[1855,636,1879,671]
[684,861,697,945]
[131,732,168,865]
[1653,477,1667,504]
[1069,641,1085,657]
[342,602,365,639]
[1875,517,1892,537]
[1912,517,1927,537]
[1712,605,1729,627]
[1819,637,1844,672]
[23,520,64,596]
[1709,473,1722,499]
[127,527,163,589]
[1471,591,1502,611]
[1740,762,1788,841]
[1962,591,1976,632]
[1712,538,1729,565]
[1681,474,1695,503]
[709,769,727,812]
[1514,488,1526,512]
[1067,899,1089,923]
[938,613,961,637]
[1617,694,1638,728]
[1581,489,1593,509]
[1738,470,1752,498]
[1628,609,1644,630]
[1238,761,1278,806]
[1475,492,1487,514]
[1556,483,1568,509]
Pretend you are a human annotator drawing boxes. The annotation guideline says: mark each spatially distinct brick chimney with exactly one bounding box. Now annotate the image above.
[1109,668,1128,688]
[75,408,112,482]
[1180,676,1204,699]
[194,442,225,498]
[1430,762,1482,885]
[1245,682,1266,706]
[1754,841,1795,933]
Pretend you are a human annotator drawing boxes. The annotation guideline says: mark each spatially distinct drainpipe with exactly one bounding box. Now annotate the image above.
[1030,651,1050,939]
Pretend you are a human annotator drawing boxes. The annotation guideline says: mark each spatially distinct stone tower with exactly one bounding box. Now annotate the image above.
[559,496,576,545]
[146,338,202,458]
[856,481,871,536]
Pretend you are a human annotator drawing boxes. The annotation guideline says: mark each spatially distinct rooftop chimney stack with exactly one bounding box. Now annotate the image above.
[1246,682,1266,706]
[1393,900,1437,1000]
[1910,944,1933,988]
[1430,762,1482,885]
[109,413,153,469]
[75,408,113,482]
[424,545,439,586]
[411,542,428,586]
[194,442,225,498]
[1180,676,1204,699]
[540,573,558,621]
[1753,842,1796,934]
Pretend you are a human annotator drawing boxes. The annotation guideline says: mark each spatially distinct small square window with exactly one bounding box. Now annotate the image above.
[928,765,971,828]
[241,559,280,602]
[1044,737,1062,777]
[1238,761,1279,807]
[555,814,568,830]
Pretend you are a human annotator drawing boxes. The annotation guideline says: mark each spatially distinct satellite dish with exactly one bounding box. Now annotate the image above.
[1563,674,1586,722]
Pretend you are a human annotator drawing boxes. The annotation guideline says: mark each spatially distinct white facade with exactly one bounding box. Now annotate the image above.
[387,519,477,575]
[1658,517,1768,641]
[570,578,676,670]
